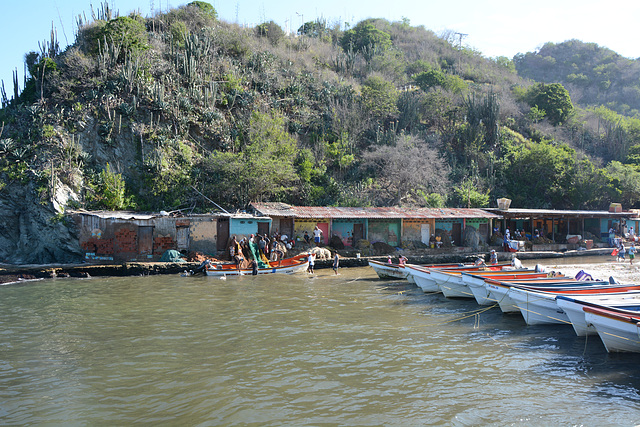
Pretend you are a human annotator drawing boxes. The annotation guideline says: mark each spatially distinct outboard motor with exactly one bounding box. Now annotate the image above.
[511,257,523,269]
[192,259,212,275]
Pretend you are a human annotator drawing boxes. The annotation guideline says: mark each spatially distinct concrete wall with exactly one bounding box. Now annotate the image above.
[331,219,365,247]
[369,220,401,246]
[294,220,317,242]
[402,219,433,244]
[189,217,218,254]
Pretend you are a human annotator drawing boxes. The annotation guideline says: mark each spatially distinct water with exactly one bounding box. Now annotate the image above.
[2,258,640,425]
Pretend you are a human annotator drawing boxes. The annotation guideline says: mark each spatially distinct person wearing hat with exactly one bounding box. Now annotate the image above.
[489,249,498,265]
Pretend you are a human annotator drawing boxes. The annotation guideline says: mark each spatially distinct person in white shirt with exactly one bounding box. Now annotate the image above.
[313,226,322,246]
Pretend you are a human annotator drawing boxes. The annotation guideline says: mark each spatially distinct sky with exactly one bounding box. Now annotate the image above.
[2,0,640,101]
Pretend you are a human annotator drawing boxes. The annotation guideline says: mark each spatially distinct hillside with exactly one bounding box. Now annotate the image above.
[515,39,640,116]
[1,1,640,263]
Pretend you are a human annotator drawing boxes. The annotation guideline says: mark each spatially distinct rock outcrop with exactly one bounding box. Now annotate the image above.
[0,183,83,264]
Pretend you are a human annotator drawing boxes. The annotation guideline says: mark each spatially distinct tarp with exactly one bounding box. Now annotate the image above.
[160,249,186,262]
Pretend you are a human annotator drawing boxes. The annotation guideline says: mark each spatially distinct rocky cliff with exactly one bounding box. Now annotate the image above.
[0,183,83,264]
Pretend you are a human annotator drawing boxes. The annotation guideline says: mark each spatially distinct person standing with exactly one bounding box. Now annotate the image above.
[313,226,323,246]
[332,252,340,274]
[307,252,316,274]
[230,236,243,271]
[629,243,636,265]
[489,249,498,265]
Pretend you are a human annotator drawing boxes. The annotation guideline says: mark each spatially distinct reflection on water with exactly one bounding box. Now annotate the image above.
[1,259,640,425]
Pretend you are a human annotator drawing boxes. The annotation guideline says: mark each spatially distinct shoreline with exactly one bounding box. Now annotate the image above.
[0,247,614,284]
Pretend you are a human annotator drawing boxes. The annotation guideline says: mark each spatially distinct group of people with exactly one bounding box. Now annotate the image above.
[306,250,340,275]
[303,226,324,246]
[614,241,637,265]
[229,233,292,273]
[386,255,408,265]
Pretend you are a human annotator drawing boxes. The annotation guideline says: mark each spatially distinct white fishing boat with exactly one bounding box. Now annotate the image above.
[368,260,410,280]
[508,287,573,326]
[583,306,640,352]
[462,271,550,305]
[405,264,440,292]
[403,263,466,293]
[556,292,640,336]
[484,278,582,313]
[429,264,515,298]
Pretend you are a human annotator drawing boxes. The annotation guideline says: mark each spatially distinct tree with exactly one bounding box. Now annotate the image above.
[526,83,573,125]
[94,163,127,210]
[414,68,447,91]
[200,112,297,206]
[340,21,392,60]
[361,134,450,205]
[186,1,218,19]
[361,75,399,122]
[502,141,576,208]
[297,20,327,38]
[606,161,640,208]
[255,21,285,46]
[452,177,490,208]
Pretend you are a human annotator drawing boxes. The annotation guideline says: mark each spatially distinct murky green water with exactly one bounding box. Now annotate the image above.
[2,261,640,425]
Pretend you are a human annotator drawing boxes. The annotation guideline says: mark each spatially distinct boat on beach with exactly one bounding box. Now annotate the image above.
[205,254,309,276]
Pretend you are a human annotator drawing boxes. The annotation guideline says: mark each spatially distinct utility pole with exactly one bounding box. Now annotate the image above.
[453,32,468,75]
[296,12,304,35]
[453,32,467,49]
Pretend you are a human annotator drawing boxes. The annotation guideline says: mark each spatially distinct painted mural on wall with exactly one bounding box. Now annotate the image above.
[368,220,400,246]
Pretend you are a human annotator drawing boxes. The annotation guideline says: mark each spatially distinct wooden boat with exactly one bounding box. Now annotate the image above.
[510,285,640,326]
[403,263,465,284]
[583,305,640,352]
[205,254,309,276]
[463,271,552,305]
[557,294,640,336]
[427,263,517,298]
[486,279,640,314]
[402,263,467,292]
[368,260,411,280]
[484,278,607,313]
[369,260,463,282]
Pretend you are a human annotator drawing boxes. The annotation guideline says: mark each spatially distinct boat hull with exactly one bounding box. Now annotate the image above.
[584,308,640,353]
[556,294,640,336]
[206,255,309,276]
[368,260,409,280]
[509,288,571,326]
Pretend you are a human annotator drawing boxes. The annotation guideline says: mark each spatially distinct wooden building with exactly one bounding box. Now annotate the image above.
[249,203,501,247]
[485,206,638,242]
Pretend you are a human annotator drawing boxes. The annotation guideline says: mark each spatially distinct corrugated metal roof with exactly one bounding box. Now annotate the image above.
[70,210,269,221]
[486,208,637,218]
[250,203,501,219]
[69,210,158,220]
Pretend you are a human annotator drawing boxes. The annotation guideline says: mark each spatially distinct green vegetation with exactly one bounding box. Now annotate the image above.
[2,1,640,215]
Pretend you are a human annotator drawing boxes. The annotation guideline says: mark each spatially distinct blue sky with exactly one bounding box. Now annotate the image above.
[2,0,640,101]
